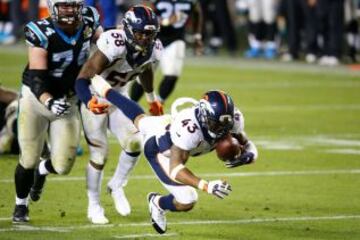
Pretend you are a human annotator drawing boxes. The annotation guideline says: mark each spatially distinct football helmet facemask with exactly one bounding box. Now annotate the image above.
[47,0,83,25]
[122,5,160,52]
[197,90,235,139]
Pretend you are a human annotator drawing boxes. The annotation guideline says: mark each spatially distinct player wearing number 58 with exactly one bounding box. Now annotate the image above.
[75,5,163,224]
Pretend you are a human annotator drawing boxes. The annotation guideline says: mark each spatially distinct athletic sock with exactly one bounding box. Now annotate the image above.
[107,151,140,190]
[158,194,177,211]
[159,76,178,102]
[14,164,34,199]
[86,163,103,206]
[130,81,144,102]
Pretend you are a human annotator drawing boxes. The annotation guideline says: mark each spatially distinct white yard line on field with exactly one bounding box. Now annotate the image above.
[114,233,178,239]
[1,169,360,184]
[0,215,359,233]
[325,149,360,155]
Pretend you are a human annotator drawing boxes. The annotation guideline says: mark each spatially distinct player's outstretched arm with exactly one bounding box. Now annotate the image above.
[89,74,145,127]
[75,50,110,114]
[169,145,231,199]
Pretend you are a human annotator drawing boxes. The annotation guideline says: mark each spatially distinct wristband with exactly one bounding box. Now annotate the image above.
[198,179,208,192]
[145,91,156,102]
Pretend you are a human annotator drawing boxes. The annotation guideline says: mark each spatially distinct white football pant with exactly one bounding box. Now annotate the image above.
[18,85,80,175]
[159,40,186,77]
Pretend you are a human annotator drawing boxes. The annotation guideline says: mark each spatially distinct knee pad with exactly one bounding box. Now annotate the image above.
[88,149,107,165]
[52,156,75,175]
[175,187,198,205]
[123,132,142,153]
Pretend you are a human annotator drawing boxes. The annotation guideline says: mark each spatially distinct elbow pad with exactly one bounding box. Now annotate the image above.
[28,70,48,99]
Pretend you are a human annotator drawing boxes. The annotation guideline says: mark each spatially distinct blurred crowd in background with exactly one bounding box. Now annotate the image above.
[0,0,359,66]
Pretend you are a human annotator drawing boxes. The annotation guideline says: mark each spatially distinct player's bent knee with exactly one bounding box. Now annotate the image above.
[52,158,75,175]
[125,136,142,153]
[89,151,107,166]
[175,201,196,212]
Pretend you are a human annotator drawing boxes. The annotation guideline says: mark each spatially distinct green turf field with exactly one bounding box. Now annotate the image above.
[0,45,360,239]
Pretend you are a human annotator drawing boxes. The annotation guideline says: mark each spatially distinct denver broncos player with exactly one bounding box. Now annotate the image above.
[89,75,258,234]
[75,5,163,224]
[130,0,203,104]
[12,0,102,223]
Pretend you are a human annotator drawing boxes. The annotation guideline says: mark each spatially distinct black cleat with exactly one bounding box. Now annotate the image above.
[12,205,29,223]
[29,168,46,202]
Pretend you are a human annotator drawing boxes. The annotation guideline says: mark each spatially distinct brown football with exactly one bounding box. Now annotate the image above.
[216,134,241,161]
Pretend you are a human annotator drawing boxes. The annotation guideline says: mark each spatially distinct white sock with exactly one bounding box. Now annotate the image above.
[107,151,139,190]
[38,160,50,175]
[3,22,13,35]
[86,163,103,207]
[15,197,28,206]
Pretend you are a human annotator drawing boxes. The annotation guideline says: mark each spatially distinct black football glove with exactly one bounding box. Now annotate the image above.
[225,152,255,168]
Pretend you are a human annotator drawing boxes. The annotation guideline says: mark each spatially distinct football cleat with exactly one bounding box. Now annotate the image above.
[107,186,131,216]
[87,204,109,224]
[12,205,29,223]
[29,168,46,202]
[147,192,166,234]
[244,47,262,58]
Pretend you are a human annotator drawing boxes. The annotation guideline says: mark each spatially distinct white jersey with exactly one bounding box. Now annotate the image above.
[141,105,245,158]
[95,29,162,93]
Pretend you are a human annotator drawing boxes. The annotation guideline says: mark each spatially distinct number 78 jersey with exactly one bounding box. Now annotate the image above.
[96,29,163,92]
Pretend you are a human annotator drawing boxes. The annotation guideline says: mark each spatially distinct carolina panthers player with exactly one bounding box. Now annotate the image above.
[130,0,203,104]
[0,87,18,154]
[12,0,102,223]
[89,76,258,234]
[75,5,163,224]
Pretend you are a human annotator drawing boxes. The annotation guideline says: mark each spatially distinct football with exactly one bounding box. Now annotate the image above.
[216,134,241,161]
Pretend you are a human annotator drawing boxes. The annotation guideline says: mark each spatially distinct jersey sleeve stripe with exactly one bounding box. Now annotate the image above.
[27,22,48,49]
[87,6,100,29]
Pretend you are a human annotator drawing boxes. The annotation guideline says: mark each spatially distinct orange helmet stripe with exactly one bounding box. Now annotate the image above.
[219,91,228,112]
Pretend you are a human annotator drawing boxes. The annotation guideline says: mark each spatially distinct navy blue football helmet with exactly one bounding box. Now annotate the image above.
[197,90,235,139]
[122,5,160,52]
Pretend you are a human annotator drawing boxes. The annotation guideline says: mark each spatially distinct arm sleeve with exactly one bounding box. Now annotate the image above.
[24,22,49,49]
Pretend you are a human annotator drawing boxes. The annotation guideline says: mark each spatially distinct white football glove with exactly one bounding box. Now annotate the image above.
[207,180,232,199]
[45,97,71,117]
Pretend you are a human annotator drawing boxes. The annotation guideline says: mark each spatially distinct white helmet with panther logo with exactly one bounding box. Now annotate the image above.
[47,0,84,25]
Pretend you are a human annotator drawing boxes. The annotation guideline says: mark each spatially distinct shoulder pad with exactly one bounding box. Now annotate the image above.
[24,21,51,49]
[96,30,126,62]
[82,6,101,30]
[170,109,202,151]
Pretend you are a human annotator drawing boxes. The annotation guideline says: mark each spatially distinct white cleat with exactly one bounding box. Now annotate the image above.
[87,204,109,225]
[147,192,167,234]
[108,186,131,216]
